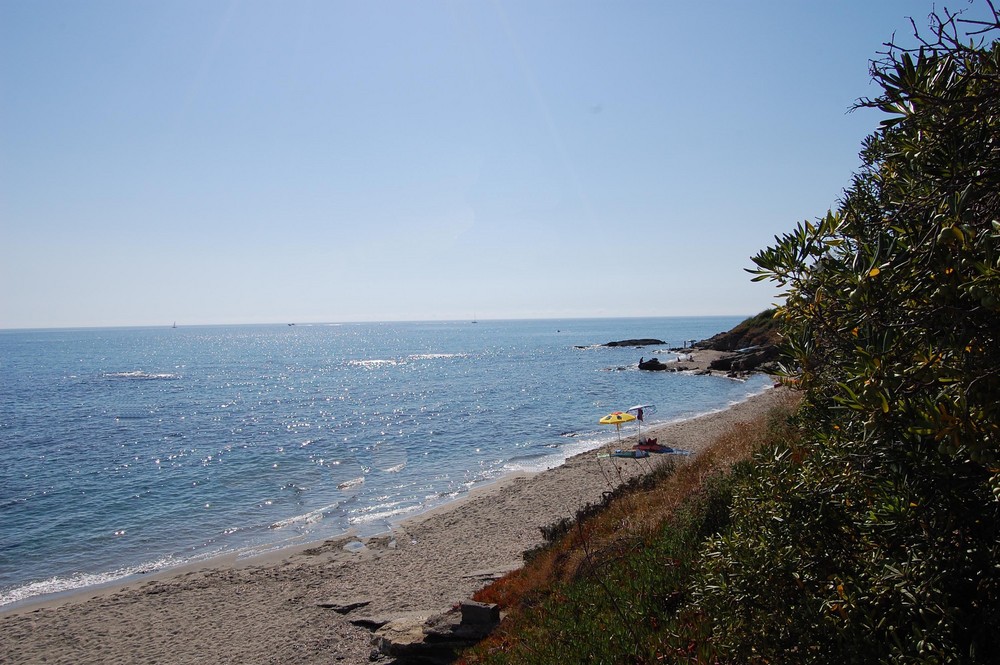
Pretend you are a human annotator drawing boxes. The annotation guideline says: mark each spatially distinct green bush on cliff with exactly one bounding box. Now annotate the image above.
[696,308,781,351]
[694,6,1000,661]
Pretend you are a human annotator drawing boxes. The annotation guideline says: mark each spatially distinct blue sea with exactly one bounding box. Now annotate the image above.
[0,317,770,609]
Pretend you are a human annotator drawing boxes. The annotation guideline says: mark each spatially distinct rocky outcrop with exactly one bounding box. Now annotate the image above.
[605,338,665,347]
[695,309,781,352]
[708,345,780,373]
[638,357,670,371]
[371,601,501,664]
[693,310,782,374]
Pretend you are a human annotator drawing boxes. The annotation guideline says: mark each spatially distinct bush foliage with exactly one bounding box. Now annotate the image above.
[462,402,801,665]
[694,6,1000,662]
[464,6,1000,663]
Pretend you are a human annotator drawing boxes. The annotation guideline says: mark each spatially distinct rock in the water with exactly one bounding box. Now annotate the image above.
[605,338,665,347]
[638,357,670,371]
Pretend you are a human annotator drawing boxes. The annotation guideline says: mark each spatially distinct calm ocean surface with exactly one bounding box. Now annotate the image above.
[0,317,770,608]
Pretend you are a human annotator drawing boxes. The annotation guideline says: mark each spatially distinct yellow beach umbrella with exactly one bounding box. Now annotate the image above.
[599,411,637,443]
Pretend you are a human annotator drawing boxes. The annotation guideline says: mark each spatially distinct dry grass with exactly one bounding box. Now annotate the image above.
[472,391,801,612]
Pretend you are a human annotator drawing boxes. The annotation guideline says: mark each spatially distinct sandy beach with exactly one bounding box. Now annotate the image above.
[1,382,791,664]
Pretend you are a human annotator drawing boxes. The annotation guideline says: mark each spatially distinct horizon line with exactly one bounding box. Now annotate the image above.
[0,312,767,333]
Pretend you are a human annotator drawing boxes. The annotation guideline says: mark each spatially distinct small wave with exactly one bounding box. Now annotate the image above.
[103,371,179,381]
[269,502,341,529]
[505,451,549,464]
[115,407,154,419]
[337,477,364,491]
[383,462,406,474]
[348,503,419,525]
[348,359,398,369]
[0,556,181,608]
[349,354,465,368]
[407,353,465,361]
[0,497,27,511]
[504,454,565,473]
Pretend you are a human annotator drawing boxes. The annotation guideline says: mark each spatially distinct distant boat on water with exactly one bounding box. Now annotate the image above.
[172,321,177,329]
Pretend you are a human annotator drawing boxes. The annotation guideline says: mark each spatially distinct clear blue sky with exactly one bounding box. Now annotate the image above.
[0,1,987,329]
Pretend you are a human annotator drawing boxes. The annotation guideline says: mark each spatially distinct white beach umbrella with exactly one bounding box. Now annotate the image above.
[626,404,655,438]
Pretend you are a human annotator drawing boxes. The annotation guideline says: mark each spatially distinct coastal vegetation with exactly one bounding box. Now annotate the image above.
[462,5,1000,662]
[461,395,800,664]
[695,307,781,352]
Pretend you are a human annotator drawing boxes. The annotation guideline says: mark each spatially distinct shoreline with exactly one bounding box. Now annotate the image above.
[0,386,792,664]
[0,354,762,615]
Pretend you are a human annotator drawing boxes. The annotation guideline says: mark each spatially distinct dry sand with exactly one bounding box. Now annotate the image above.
[0,385,790,664]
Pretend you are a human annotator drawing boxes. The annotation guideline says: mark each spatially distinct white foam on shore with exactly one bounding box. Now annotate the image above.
[0,555,182,609]
[348,502,420,526]
[269,501,341,529]
[3,381,777,613]
[504,381,775,475]
[504,436,605,473]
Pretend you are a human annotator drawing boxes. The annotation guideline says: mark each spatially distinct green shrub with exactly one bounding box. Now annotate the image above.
[694,6,1000,661]
[471,468,745,665]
